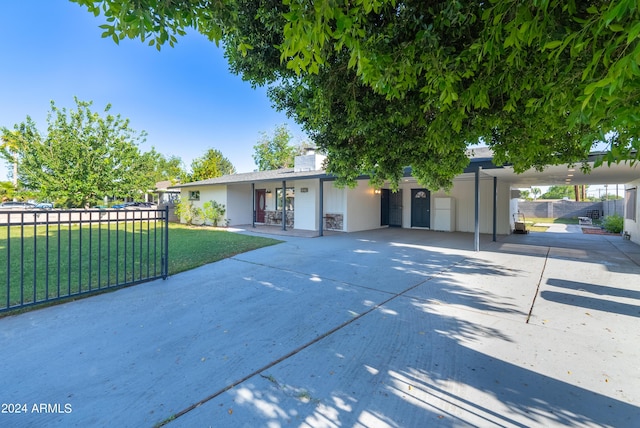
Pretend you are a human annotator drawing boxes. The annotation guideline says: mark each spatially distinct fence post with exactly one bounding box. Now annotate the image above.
[163,205,169,279]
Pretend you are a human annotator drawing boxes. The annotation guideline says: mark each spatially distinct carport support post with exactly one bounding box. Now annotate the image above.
[493,177,497,242]
[251,183,255,228]
[474,167,481,252]
[282,180,286,231]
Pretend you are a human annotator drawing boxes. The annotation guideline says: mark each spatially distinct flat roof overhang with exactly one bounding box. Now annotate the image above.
[401,153,639,187]
[481,161,639,187]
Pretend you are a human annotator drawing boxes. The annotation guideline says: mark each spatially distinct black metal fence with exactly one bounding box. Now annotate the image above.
[0,207,169,313]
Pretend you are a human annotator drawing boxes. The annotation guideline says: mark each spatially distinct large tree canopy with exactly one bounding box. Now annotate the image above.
[72,0,640,189]
[188,148,235,182]
[2,99,154,207]
[147,149,187,184]
[541,185,576,200]
[253,124,307,171]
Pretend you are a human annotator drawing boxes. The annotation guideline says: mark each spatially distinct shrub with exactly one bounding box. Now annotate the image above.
[601,214,623,234]
[174,200,202,226]
[202,200,226,227]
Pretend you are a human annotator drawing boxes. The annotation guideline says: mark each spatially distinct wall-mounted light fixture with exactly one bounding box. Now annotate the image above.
[374,189,381,194]
[266,189,272,194]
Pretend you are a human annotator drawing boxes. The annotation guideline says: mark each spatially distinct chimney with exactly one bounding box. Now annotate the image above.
[294,149,325,172]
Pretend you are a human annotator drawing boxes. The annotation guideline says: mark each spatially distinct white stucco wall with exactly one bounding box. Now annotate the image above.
[294,179,319,231]
[345,181,383,232]
[624,180,640,245]
[323,182,345,213]
[323,181,346,231]
[226,184,252,226]
[179,185,227,224]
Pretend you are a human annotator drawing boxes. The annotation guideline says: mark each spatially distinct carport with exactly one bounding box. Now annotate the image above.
[477,151,640,248]
[317,150,639,251]
[484,152,639,190]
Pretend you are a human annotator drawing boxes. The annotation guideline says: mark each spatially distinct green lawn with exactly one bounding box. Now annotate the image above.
[0,222,280,314]
[522,217,596,232]
[168,223,281,273]
[526,217,580,225]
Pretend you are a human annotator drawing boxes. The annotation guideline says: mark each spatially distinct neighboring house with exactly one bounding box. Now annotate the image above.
[154,180,180,205]
[172,149,640,245]
[153,180,181,222]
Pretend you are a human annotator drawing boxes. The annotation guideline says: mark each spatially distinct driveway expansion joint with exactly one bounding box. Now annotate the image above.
[161,255,473,426]
[526,246,551,324]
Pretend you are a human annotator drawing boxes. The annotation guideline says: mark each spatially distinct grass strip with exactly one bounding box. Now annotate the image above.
[0,222,280,314]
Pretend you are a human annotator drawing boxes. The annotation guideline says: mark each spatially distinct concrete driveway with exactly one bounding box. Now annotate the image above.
[1,228,639,427]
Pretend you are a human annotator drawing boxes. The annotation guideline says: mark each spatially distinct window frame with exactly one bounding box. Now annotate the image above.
[625,187,636,221]
[276,187,295,211]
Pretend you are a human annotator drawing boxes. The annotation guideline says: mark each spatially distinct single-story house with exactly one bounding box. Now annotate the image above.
[153,180,181,205]
[172,148,640,247]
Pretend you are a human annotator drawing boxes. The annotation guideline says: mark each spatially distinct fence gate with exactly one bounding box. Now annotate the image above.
[0,207,169,313]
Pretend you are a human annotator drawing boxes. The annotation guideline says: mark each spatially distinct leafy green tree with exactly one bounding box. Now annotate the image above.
[541,186,575,200]
[8,98,153,207]
[0,181,16,201]
[600,194,623,201]
[188,148,235,182]
[531,187,542,201]
[147,149,186,184]
[72,0,640,189]
[253,124,299,171]
[519,189,531,201]
[1,129,26,189]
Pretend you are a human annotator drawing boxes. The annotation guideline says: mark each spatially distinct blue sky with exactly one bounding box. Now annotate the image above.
[0,0,306,181]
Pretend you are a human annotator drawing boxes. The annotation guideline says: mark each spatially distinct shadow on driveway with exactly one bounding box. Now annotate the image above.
[0,228,638,427]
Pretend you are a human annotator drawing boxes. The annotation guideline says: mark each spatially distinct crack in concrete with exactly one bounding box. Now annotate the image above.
[158,256,470,426]
[526,247,551,324]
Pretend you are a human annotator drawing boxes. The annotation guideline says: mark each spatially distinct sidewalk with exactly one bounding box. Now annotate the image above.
[532,222,583,233]
[0,228,638,427]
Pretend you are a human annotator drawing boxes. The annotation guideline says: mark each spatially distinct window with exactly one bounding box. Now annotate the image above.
[189,190,200,201]
[276,187,295,211]
[625,187,636,221]
[414,191,427,198]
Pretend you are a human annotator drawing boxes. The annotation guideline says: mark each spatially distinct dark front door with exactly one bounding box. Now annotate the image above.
[388,189,403,227]
[255,189,266,223]
[380,189,389,226]
[411,189,430,227]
